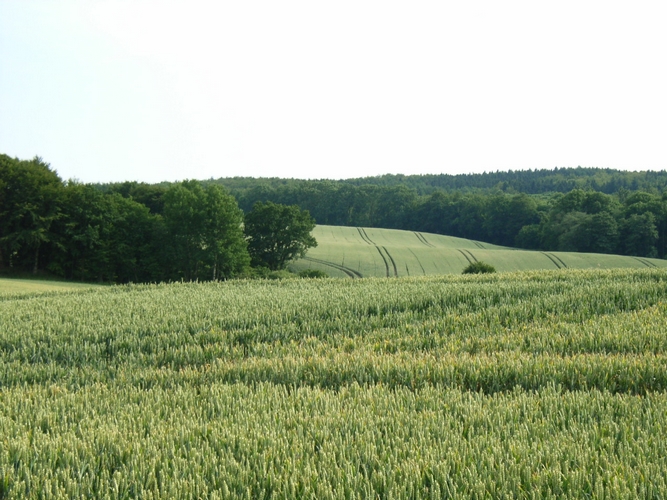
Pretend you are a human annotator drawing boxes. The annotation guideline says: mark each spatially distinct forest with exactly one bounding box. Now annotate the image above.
[0,154,315,282]
[2,152,666,283]
[216,166,667,196]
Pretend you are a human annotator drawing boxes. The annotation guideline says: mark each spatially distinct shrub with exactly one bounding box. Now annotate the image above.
[298,269,329,278]
[462,261,496,274]
[245,267,298,280]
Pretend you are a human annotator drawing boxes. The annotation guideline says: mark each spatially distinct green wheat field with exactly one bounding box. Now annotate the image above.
[1,268,667,498]
[289,225,667,277]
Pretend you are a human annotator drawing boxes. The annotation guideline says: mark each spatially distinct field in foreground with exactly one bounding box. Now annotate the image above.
[1,269,667,498]
[289,225,667,277]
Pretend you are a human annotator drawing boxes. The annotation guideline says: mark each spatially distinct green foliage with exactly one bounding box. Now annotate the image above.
[514,224,542,249]
[298,269,328,278]
[215,166,667,200]
[462,260,496,274]
[247,267,297,280]
[0,155,63,274]
[163,181,250,281]
[244,201,317,270]
[47,183,161,282]
[556,211,619,254]
[620,212,659,257]
[104,180,167,214]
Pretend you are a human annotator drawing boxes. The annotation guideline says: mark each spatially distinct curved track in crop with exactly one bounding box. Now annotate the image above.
[634,257,657,268]
[302,257,363,278]
[542,252,568,269]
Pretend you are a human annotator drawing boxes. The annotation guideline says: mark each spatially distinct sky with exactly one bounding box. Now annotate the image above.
[1,1,666,184]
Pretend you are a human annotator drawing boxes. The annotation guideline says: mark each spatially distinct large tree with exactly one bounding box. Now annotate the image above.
[0,155,64,273]
[163,181,249,281]
[620,212,659,258]
[244,201,317,271]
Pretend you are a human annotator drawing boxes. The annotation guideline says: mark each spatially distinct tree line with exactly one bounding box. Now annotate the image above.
[0,154,316,282]
[211,178,666,258]
[105,169,667,260]
[215,166,667,196]
[3,153,666,284]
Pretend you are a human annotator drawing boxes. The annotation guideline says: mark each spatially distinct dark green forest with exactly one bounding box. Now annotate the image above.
[0,155,315,282]
[2,152,666,283]
[216,168,667,196]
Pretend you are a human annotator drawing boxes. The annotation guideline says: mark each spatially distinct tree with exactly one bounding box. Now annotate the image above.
[556,211,619,253]
[586,212,619,254]
[0,155,64,274]
[202,183,251,280]
[623,192,667,258]
[163,181,249,281]
[51,182,115,281]
[620,212,659,257]
[483,194,540,246]
[515,224,542,249]
[48,183,163,283]
[244,201,317,270]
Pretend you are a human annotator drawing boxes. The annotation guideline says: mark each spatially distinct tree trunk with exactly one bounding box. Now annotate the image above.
[33,245,40,275]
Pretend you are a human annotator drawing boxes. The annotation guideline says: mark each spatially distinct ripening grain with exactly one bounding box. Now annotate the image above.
[1,269,667,498]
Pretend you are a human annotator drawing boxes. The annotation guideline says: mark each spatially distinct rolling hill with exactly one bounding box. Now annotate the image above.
[289,225,667,278]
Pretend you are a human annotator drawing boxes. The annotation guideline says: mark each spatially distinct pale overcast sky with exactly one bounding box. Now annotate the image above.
[1,1,666,184]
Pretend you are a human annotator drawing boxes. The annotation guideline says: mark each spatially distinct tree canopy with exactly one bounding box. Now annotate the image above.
[1,155,254,283]
[0,155,62,274]
[244,201,317,270]
[163,181,249,281]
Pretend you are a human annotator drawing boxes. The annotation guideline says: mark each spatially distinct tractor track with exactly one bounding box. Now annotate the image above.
[634,257,657,268]
[357,227,373,245]
[408,248,426,275]
[458,249,473,265]
[357,228,397,277]
[382,246,398,277]
[541,252,565,269]
[459,249,478,263]
[550,253,568,268]
[414,232,435,247]
[374,246,391,277]
[302,257,363,278]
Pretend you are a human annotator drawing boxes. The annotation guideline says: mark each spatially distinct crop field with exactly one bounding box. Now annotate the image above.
[1,268,667,498]
[0,278,99,296]
[289,225,667,277]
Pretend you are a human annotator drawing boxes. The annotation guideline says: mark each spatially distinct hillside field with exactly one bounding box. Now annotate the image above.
[289,225,667,278]
[1,269,667,498]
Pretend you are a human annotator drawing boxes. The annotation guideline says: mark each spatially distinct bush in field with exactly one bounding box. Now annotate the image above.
[298,269,328,278]
[248,267,297,280]
[462,261,496,274]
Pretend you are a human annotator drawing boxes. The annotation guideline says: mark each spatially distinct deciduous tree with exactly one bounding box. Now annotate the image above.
[244,201,317,270]
[163,181,249,281]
